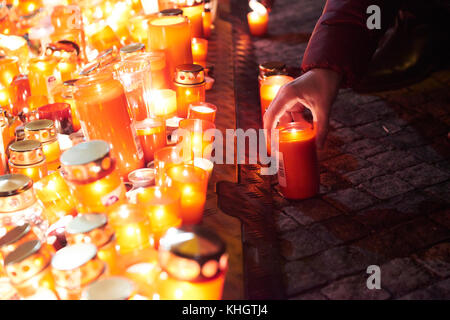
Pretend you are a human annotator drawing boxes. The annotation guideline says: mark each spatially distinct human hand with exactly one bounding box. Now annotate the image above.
[263,68,342,149]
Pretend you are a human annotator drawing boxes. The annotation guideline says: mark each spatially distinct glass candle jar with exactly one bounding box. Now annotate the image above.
[27,57,59,101]
[147,51,171,90]
[165,164,208,225]
[159,0,205,38]
[51,243,105,300]
[4,240,58,299]
[8,140,48,183]
[188,102,217,123]
[159,8,184,17]
[128,14,158,44]
[74,73,145,179]
[24,119,61,171]
[135,119,167,164]
[178,118,215,159]
[37,103,74,135]
[82,276,136,300]
[66,213,120,276]
[0,174,47,240]
[124,261,160,299]
[119,43,146,59]
[108,204,154,267]
[258,61,287,84]
[157,225,228,300]
[149,89,177,119]
[278,121,319,200]
[0,35,30,73]
[193,157,214,180]
[34,171,77,225]
[86,23,121,53]
[174,64,206,118]
[52,79,81,132]
[136,186,181,248]
[0,56,20,87]
[154,146,193,186]
[247,1,269,37]
[60,140,127,214]
[128,168,156,189]
[202,8,212,38]
[191,37,208,66]
[259,74,293,120]
[148,15,193,86]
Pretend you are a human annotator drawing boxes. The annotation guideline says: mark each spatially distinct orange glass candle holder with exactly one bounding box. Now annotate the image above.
[136,119,167,164]
[60,140,127,213]
[278,121,319,200]
[4,240,58,300]
[8,140,48,183]
[178,118,216,159]
[51,243,105,300]
[147,51,171,90]
[0,35,30,73]
[66,213,120,275]
[52,79,81,132]
[157,225,228,300]
[174,64,206,118]
[149,89,177,119]
[136,186,182,248]
[154,145,193,186]
[188,102,217,123]
[203,8,212,38]
[258,61,287,85]
[124,261,160,299]
[34,171,77,225]
[247,1,269,37]
[128,168,156,189]
[158,0,205,38]
[15,0,43,17]
[165,164,208,225]
[51,5,83,30]
[191,37,208,65]
[87,23,121,53]
[193,157,213,180]
[260,74,293,119]
[27,57,59,101]
[148,16,193,85]
[128,14,157,44]
[0,57,20,87]
[74,73,145,178]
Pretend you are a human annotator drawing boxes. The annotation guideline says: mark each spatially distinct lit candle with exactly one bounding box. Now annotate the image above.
[0,86,13,113]
[27,57,59,102]
[0,57,20,88]
[15,0,43,16]
[277,121,319,199]
[157,226,228,300]
[136,186,182,248]
[154,145,193,186]
[128,14,157,44]
[174,64,206,118]
[147,51,171,90]
[34,171,77,225]
[52,79,81,132]
[178,1,205,38]
[148,16,193,86]
[135,119,167,164]
[37,102,74,135]
[178,118,216,159]
[247,0,269,37]
[149,89,177,119]
[191,37,208,65]
[57,60,77,83]
[8,140,48,183]
[188,102,217,123]
[193,158,214,180]
[165,164,208,225]
[260,74,293,119]
[26,95,48,113]
[202,8,212,38]
[86,22,121,53]
[124,261,160,299]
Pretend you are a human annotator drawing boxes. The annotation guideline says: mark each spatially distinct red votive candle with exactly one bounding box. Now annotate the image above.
[188,102,217,123]
[277,122,319,200]
[260,75,293,120]
[37,103,74,135]
[135,119,167,164]
[247,1,269,37]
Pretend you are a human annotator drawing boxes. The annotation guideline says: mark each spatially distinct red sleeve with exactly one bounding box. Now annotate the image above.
[301,0,400,87]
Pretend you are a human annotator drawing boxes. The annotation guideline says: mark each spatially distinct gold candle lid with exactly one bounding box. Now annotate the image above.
[0,223,31,248]
[51,243,97,271]
[4,239,41,266]
[60,140,114,183]
[120,43,145,55]
[174,64,205,85]
[259,61,287,74]
[159,226,227,282]
[159,8,183,16]
[24,119,57,143]
[0,174,33,197]
[66,213,114,248]
[8,140,45,165]
[83,277,134,300]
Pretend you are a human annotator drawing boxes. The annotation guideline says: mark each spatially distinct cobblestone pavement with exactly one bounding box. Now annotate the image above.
[224,0,450,299]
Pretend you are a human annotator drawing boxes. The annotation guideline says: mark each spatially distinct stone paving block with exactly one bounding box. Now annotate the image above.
[309,216,371,245]
[328,128,362,145]
[317,140,344,162]
[331,105,379,127]
[410,115,449,140]
[320,171,353,194]
[360,175,414,200]
[289,291,328,300]
[343,166,387,185]
[360,100,396,117]
[279,226,329,261]
[414,243,450,278]
[381,127,429,149]
[395,163,449,188]
[380,257,437,298]
[354,121,402,139]
[324,188,378,212]
[429,210,450,229]
[282,260,329,296]
[321,273,391,300]
[344,139,388,159]
[410,145,446,163]
[399,278,450,300]
[329,119,344,129]
[282,198,342,226]
[322,154,370,175]
[273,210,300,233]
[367,150,421,172]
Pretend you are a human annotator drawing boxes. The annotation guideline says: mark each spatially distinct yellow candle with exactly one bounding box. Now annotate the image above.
[149,89,177,119]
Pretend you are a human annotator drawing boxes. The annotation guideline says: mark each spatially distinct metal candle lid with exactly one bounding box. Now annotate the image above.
[24,119,57,143]
[83,277,134,300]
[4,240,41,266]
[66,213,113,248]
[66,214,108,234]
[51,243,98,271]
[159,8,183,16]
[174,64,205,85]
[159,225,228,282]
[120,43,146,55]
[0,223,31,248]
[96,47,120,68]
[259,61,287,75]
[8,140,45,165]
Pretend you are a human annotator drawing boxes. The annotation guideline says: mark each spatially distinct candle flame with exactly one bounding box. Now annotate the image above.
[249,0,267,15]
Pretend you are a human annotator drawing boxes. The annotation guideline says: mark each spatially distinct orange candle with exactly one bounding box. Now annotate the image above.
[178,118,215,159]
[165,164,207,225]
[148,16,193,86]
[57,60,77,83]
[154,145,193,185]
[136,119,167,163]
[87,23,121,53]
[52,80,81,132]
[0,35,30,73]
[147,51,171,90]
[156,226,228,300]
[149,89,177,119]
[247,0,269,36]
[260,75,293,119]
[27,57,59,101]
[0,57,20,87]
[60,140,127,213]
[66,214,120,275]
[0,86,13,113]
[179,1,205,38]
[128,14,158,44]
[34,171,77,225]
[8,140,48,183]
[15,0,43,16]
[124,262,160,299]
[136,186,182,248]
[74,73,145,178]
[193,157,213,180]
[278,122,319,199]
[191,37,208,66]
[188,102,217,123]
[202,8,212,38]
[174,64,206,118]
